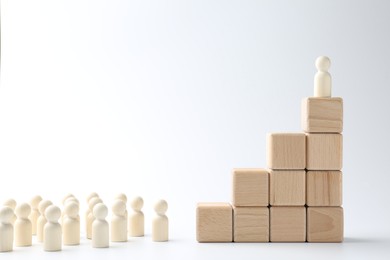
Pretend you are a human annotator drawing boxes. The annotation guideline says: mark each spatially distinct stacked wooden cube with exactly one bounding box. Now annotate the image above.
[302,97,344,242]
[196,97,344,243]
[267,132,307,242]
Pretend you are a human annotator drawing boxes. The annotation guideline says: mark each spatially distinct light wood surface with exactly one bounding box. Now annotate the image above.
[233,207,269,242]
[196,203,232,242]
[270,170,306,206]
[267,133,306,169]
[270,206,306,242]
[306,133,343,170]
[307,207,343,242]
[301,97,343,133]
[232,169,269,207]
[306,171,342,206]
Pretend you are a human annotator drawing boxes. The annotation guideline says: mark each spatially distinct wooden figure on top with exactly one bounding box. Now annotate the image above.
[314,56,332,97]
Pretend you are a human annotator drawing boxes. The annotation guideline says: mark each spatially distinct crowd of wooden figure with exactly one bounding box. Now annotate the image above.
[0,193,169,252]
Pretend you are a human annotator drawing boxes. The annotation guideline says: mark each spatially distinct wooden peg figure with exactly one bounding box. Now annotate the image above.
[64,198,80,221]
[63,202,80,245]
[44,205,62,251]
[0,206,14,252]
[29,195,42,235]
[87,197,102,239]
[65,197,79,206]
[115,193,127,203]
[111,199,127,242]
[92,203,109,248]
[62,193,75,205]
[85,193,99,237]
[61,197,79,225]
[86,192,99,203]
[115,193,128,218]
[314,56,332,97]
[14,203,32,247]
[129,196,144,237]
[2,199,16,225]
[152,200,169,242]
[85,192,98,217]
[37,200,52,242]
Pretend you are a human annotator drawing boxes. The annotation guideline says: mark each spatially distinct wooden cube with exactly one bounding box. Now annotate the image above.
[270,170,305,206]
[306,171,342,206]
[267,133,306,169]
[270,206,306,242]
[233,207,269,242]
[301,97,343,133]
[306,134,343,170]
[232,169,269,206]
[307,207,344,242]
[196,203,232,242]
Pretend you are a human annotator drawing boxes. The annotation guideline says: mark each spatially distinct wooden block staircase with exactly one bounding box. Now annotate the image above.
[196,56,344,243]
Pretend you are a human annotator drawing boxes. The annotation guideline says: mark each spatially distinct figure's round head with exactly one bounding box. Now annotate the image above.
[3,199,17,210]
[130,196,144,211]
[65,197,79,206]
[45,205,61,222]
[93,203,108,220]
[0,206,14,223]
[89,197,103,210]
[154,200,168,215]
[112,199,126,216]
[64,202,79,218]
[315,56,331,71]
[115,193,127,203]
[15,203,31,218]
[38,200,53,215]
[30,195,43,209]
[86,192,99,203]
[62,194,74,205]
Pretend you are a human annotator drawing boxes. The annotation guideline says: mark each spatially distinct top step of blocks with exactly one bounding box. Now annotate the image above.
[301,97,343,133]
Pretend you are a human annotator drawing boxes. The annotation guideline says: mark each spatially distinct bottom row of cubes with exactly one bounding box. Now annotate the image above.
[196,203,343,243]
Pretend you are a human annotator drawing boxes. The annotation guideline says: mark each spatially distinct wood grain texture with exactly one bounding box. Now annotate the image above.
[301,97,343,133]
[196,203,232,242]
[306,134,343,170]
[267,133,306,170]
[233,207,269,242]
[270,207,306,242]
[270,170,306,206]
[306,171,342,206]
[232,169,269,207]
[307,207,343,242]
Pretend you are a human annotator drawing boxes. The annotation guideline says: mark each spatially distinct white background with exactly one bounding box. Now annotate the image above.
[1,0,390,259]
